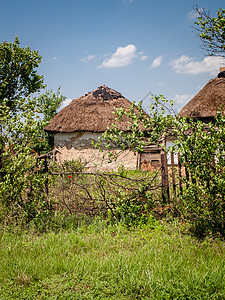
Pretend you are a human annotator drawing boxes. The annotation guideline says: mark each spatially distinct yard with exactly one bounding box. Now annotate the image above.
[0,221,225,299]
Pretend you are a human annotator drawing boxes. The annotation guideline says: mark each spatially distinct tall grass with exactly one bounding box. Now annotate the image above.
[0,222,225,299]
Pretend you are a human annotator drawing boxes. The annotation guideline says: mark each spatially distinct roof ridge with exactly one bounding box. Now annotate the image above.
[87,84,123,100]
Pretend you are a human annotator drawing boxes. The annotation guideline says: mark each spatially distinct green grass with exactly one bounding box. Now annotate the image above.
[0,222,225,299]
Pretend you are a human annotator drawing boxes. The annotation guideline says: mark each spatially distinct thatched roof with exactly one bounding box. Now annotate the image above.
[178,76,225,118]
[44,85,145,133]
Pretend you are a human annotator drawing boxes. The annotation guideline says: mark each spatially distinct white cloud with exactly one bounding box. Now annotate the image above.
[137,51,148,61]
[140,55,148,61]
[173,94,195,113]
[58,98,72,111]
[98,44,137,68]
[187,11,198,20]
[52,57,57,61]
[174,94,193,104]
[150,55,163,69]
[81,54,96,63]
[187,8,204,20]
[170,55,225,75]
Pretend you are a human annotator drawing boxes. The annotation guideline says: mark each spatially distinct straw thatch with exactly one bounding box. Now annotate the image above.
[178,77,225,119]
[44,85,146,133]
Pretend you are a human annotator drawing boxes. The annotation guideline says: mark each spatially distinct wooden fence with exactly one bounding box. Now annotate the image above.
[35,150,188,217]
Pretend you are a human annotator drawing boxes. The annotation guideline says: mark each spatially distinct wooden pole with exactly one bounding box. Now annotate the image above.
[171,152,176,196]
[161,144,169,203]
[178,154,183,195]
[164,150,170,200]
[137,152,141,169]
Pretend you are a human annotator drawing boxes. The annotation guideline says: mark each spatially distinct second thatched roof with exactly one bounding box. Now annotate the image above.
[44,85,146,133]
[178,76,225,118]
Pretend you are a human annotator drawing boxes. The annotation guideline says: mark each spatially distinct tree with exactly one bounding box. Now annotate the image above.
[194,7,225,58]
[0,86,66,224]
[0,37,44,112]
[0,38,66,227]
[95,95,174,154]
[37,87,65,122]
[36,87,66,151]
[0,97,47,219]
[0,37,43,175]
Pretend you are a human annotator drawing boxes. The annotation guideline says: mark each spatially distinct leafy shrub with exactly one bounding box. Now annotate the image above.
[97,96,225,237]
[51,158,88,173]
[107,183,155,227]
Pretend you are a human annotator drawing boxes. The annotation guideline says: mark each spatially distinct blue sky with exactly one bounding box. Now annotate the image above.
[1,0,224,113]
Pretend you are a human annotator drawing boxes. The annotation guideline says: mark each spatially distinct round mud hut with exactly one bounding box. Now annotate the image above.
[44,85,144,170]
[178,68,225,123]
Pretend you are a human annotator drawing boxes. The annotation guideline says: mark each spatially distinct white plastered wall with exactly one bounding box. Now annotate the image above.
[54,132,137,171]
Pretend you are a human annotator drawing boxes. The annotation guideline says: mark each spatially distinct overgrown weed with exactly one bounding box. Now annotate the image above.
[0,219,225,299]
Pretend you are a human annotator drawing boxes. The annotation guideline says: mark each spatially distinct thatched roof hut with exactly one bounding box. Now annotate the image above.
[44,85,149,170]
[44,84,142,133]
[178,72,225,121]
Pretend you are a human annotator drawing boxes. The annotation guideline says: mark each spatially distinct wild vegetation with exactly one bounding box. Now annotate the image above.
[1,222,225,299]
[0,38,65,226]
[95,95,225,238]
[0,8,225,297]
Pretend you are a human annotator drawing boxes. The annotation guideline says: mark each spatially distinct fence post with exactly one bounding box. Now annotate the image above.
[171,152,176,196]
[161,147,169,202]
[178,154,183,195]
[137,152,141,169]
